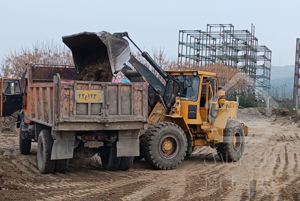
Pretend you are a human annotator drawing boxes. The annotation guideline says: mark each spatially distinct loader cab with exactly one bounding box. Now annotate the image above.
[168,71,218,125]
[0,78,23,116]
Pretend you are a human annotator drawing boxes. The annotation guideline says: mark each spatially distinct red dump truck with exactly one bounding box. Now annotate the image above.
[0,31,148,174]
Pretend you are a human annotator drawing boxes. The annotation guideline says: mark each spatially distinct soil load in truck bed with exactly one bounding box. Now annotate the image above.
[73,55,112,82]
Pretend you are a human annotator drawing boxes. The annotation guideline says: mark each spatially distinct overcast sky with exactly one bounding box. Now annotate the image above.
[0,0,299,67]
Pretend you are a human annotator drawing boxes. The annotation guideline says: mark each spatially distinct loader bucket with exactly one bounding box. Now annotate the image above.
[62,31,131,75]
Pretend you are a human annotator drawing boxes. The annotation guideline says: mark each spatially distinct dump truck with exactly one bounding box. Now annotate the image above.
[0,62,148,173]
[63,31,248,170]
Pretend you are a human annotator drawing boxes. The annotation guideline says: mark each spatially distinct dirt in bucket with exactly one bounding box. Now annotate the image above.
[74,52,113,82]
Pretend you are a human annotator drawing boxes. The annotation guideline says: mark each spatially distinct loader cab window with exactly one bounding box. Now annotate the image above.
[3,80,21,95]
[173,75,200,101]
[200,78,207,107]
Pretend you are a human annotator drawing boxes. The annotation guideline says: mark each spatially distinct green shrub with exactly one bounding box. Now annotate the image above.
[227,92,258,108]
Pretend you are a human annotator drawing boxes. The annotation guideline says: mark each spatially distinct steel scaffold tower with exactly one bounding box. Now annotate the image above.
[293,38,300,104]
[178,24,272,98]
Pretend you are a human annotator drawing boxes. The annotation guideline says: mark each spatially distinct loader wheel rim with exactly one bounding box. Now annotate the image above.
[233,132,242,152]
[159,134,179,159]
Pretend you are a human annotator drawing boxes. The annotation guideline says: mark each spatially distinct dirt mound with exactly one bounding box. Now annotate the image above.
[256,107,291,118]
[0,112,17,133]
[237,108,264,120]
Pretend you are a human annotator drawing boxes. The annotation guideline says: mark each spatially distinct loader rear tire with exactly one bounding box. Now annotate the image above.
[19,122,31,155]
[55,159,69,173]
[217,120,245,162]
[37,130,55,174]
[100,143,121,171]
[118,157,134,171]
[141,122,187,170]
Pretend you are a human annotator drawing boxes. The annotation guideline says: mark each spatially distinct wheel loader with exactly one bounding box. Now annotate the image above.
[63,31,248,170]
[0,31,247,171]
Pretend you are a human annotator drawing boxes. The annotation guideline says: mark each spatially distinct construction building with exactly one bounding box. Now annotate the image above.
[178,24,272,99]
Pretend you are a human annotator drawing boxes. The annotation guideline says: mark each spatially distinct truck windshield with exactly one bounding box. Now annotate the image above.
[173,75,200,101]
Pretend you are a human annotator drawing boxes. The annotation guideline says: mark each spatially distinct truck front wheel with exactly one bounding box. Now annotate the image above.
[37,130,55,174]
[100,143,121,171]
[19,121,31,155]
[141,122,187,170]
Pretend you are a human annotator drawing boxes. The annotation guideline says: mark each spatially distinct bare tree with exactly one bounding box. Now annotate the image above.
[0,41,73,78]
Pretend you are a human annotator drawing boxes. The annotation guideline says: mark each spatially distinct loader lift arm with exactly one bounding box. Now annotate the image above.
[114,32,178,111]
[62,31,179,112]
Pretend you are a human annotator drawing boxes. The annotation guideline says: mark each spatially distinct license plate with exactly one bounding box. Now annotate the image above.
[84,141,104,148]
[75,90,103,103]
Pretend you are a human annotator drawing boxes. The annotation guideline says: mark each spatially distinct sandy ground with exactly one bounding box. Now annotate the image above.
[0,108,300,200]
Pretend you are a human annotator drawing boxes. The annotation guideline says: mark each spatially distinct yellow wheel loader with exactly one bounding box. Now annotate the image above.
[61,31,249,170]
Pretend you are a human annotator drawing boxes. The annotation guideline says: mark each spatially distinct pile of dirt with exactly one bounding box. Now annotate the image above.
[0,112,17,133]
[256,107,291,118]
[74,55,113,82]
[237,108,264,120]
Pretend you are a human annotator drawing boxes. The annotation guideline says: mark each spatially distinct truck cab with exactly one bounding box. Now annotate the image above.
[0,78,23,116]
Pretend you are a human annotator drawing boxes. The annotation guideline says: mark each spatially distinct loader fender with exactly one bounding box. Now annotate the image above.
[162,115,193,141]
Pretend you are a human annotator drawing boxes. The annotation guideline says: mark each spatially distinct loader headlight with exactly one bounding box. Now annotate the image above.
[193,72,197,76]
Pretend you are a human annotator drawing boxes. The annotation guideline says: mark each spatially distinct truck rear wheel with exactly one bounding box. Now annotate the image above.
[217,120,245,162]
[37,130,55,174]
[100,143,121,171]
[141,122,187,170]
[19,122,31,155]
[118,157,134,171]
[55,159,69,173]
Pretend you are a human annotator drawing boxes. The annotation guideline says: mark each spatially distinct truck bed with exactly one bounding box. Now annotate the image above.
[27,75,148,131]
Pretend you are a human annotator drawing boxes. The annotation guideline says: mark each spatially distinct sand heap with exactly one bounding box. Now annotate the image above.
[0,112,17,133]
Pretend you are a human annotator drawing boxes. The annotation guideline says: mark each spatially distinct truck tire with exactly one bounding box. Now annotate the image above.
[37,130,55,174]
[134,156,143,161]
[141,122,187,170]
[217,120,245,162]
[19,122,31,155]
[55,159,69,173]
[118,157,134,171]
[100,143,121,171]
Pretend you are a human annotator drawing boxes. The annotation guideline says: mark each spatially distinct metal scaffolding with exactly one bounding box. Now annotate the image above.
[178,24,272,98]
[293,38,300,104]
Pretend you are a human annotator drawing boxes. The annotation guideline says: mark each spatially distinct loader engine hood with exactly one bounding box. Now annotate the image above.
[62,31,131,74]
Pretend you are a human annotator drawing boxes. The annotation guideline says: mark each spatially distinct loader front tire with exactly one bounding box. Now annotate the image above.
[37,130,55,174]
[217,120,245,162]
[100,143,121,171]
[141,122,187,170]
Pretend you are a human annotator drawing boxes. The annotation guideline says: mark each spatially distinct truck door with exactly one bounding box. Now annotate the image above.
[0,79,23,116]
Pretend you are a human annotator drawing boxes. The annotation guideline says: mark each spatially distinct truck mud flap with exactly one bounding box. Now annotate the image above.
[51,131,75,160]
[117,130,140,157]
